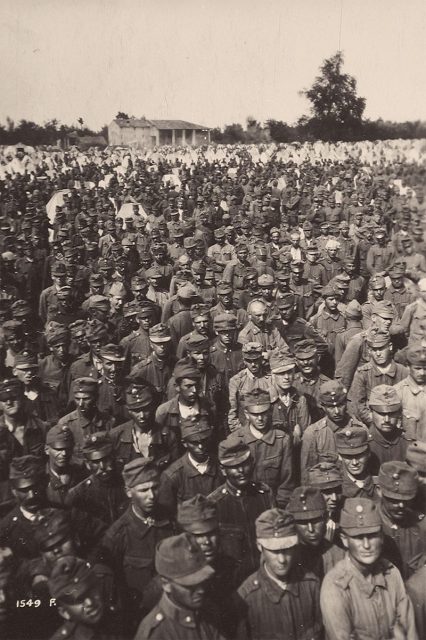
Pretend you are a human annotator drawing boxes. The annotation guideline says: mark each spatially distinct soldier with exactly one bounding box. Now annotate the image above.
[130,323,174,401]
[110,381,179,473]
[39,325,72,412]
[406,552,426,639]
[176,304,213,360]
[228,342,272,432]
[293,339,331,423]
[237,508,323,640]
[362,275,396,329]
[366,226,396,275]
[209,281,248,330]
[289,260,316,319]
[303,242,328,286]
[13,351,58,426]
[307,458,343,542]
[320,497,417,640]
[98,458,174,633]
[385,264,416,319]
[0,378,47,458]
[39,261,67,325]
[67,432,128,526]
[45,424,86,507]
[122,301,159,368]
[395,344,426,440]
[66,373,112,439]
[320,239,342,284]
[335,426,377,499]
[209,313,244,385]
[134,533,224,640]
[208,433,274,582]
[270,350,310,443]
[274,292,328,356]
[287,487,344,578]
[367,385,410,475]
[401,277,426,343]
[159,415,222,517]
[233,388,294,507]
[301,381,366,479]
[334,300,363,365]
[348,328,408,426]
[311,284,345,369]
[191,260,216,306]
[238,299,287,351]
[2,320,27,370]
[377,461,426,579]
[96,344,128,424]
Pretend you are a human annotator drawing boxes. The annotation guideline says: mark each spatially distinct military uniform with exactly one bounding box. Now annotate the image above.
[110,420,179,472]
[58,408,115,461]
[395,373,426,441]
[130,353,173,400]
[228,366,272,431]
[293,372,331,424]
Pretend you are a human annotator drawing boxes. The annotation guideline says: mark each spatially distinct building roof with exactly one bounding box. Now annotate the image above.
[112,118,210,130]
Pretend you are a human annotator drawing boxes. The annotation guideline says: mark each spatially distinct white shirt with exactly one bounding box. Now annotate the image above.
[178,401,200,419]
[188,453,209,475]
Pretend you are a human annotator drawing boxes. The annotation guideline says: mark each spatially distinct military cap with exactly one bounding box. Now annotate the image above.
[69,319,86,336]
[177,283,198,299]
[370,275,386,290]
[123,457,159,488]
[172,226,184,238]
[190,303,211,320]
[216,281,233,295]
[388,265,405,278]
[2,320,23,336]
[243,388,271,413]
[319,380,347,406]
[371,300,395,319]
[345,300,362,320]
[306,243,320,254]
[173,360,201,382]
[366,328,391,348]
[125,382,154,409]
[339,221,349,229]
[13,352,38,369]
[307,461,343,490]
[137,300,157,319]
[183,236,197,250]
[149,323,171,343]
[73,377,99,396]
[9,455,45,489]
[51,262,67,276]
[85,320,108,343]
[336,426,369,455]
[270,350,296,374]
[178,495,218,534]
[123,301,139,318]
[35,509,72,551]
[244,267,259,280]
[406,344,426,365]
[121,237,134,247]
[218,433,251,467]
[82,431,113,461]
[256,509,298,550]
[275,270,291,282]
[378,461,418,500]
[181,415,213,441]
[325,239,340,249]
[290,261,304,272]
[343,256,355,268]
[214,227,225,240]
[287,486,327,521]
[302,221,313,230]
[46,424,74,448]
[340,498,381,536]
[0,378,22,400]
[321,284,337,298]
[406,441,426,474]
[334,273,351,286]
[294,339,317,359]
[368,384,401,412]
[276,293,296,309]
[45,324,70,347]
[213,313,237,332]
[155,532,214,585]
[99,343,125,361]
[242,341,263,360]
[88,294,110,311]
[186,335,210,354]
[48,555,97,604]
[258,274,274,287]
[131,275,148,289]
[145,266,164,280]
[10,300,32,317]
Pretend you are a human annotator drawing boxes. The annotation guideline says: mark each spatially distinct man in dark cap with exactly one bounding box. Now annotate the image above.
[98,458,174,633]
[301,381,367,477]
[2,320,27,371]
[307,457,343,542]
[130,323,174,401]
[67,432,128,526]
[39,262,67,324]
[334,300,364,365]
[237,508,322,640]
[335,426,376,499]
[176,304,213,359]
[96,344,128,423]
[12,351,59,423]
[159,415,221,517]
[208,433,274,582]
[385,264,416,319]
[39,324,72,413]
[395,344,426,440]
[274,292,327,356]
[233,389,294,507]
[110,381,178,473]
[290,260,316,319]
[209,313,244,385]
[311,284,345,368]
[0,378,47,458]
[123,301,159,368]
[209,281,248,330]
[366,385,410,474]
[361,275,398,329]
[377,460,426,578]
[134,533,223,640]
[45,424,86,507]
[366,226,396,275]
[293,339,331,423]
[321,497,417,640]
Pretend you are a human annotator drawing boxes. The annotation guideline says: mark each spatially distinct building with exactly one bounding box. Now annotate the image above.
[108,117,211,148]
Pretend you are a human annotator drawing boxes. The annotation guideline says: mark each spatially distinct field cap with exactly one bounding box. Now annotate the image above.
[256,509,298,550]
[340,498,381,536]
[155,533,215,585]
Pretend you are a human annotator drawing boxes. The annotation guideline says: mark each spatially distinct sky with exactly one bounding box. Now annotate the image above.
[0,0,425,131]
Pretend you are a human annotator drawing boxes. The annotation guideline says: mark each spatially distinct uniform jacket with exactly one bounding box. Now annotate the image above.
[67,473,129,526]
[58,408,115,460]
[271,387,311,435]
[368,424,410,475]
[228,368,272,432]
[0,412,47,458]
[395,375,426,441]
[109,420,179,473]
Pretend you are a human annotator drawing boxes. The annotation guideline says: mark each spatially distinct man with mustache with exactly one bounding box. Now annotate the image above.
[321,497,417,640]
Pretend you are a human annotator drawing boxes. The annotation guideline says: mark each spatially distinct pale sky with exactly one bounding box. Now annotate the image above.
[0,0,425,131]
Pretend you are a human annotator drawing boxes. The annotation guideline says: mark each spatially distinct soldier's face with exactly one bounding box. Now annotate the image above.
[369,344,392,366]
[189,530,219,563]
[128,480,159,514]
[46,445,72,472]
[323,402,347,425]
[165,579,209,611]
[218,292,232,308]
[244,407,270,432]
[341,450,370,478]
[278,305,294,323]
[178,378,199,404]
[259,544,296,580]
[129,405,154,429]
[184,436,211,463]
[324,295,338,312]
[51,342,69,363]
[43,538,75,565]
[272,369,295,392]
[0,395,21,417]
[101,358,123,383]
[60,587,104,625]
[75,392,96,416]
[88,455,114,482]
[342,531,383,567]
[244,357,262,375]
[260,286,274,301]
[249,304,267,328]
[132,287,148,301]
[389,276,403,289]
[150,340,170,359]
[190,350,209,370]
[321,488,342,516]
[295,516,326,547]
[409,364,426,385]
[110,295,125,312]
[296,355,317,377]
[13,366,37,386]
[371,408,401,435]
[193,317,210,336]
[222,459,252,488]
[373,315,392,332]
[216,329,235,347]
[371,286,385,301]
[12,481,45,512]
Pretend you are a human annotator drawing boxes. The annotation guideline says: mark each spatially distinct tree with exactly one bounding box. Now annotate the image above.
[77,117,84,129]
[116,111,130,120]
[266,119,294,143]
[300,51,366,141]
